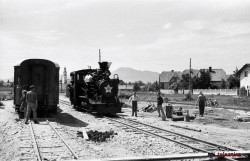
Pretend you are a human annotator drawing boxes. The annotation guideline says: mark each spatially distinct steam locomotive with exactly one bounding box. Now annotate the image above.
[68,61,123,114]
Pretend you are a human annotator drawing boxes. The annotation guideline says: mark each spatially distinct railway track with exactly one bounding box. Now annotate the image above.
[19,116,78,161]
[58,99,249,161]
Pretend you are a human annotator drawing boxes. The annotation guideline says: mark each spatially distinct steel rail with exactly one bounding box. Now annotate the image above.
[59,99,241,161]
[29,122,42,161]
[105,117,240,161]
[46,120,79,159]
[29,108,79,160]
[125,118,240,151]
[43,110,79,160]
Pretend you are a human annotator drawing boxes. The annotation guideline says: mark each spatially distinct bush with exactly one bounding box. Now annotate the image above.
[183,92,193,101]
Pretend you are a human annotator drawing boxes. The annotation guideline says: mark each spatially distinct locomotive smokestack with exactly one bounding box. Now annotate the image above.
[99,62,112,71]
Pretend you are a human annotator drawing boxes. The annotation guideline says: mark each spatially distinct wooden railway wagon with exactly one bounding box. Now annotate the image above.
[14,59,60,112]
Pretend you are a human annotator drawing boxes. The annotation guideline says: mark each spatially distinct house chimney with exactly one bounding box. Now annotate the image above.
[209,67,212,72]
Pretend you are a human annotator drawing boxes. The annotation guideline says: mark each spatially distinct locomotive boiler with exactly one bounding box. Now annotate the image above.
[69,61,123,114]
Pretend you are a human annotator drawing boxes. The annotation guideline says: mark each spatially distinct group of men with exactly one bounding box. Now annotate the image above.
[128,91,207,118]
[20,85,39,124]
[128,92,166,118]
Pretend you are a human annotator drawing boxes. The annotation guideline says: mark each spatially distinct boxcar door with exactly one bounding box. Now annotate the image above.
[31,65,46,105]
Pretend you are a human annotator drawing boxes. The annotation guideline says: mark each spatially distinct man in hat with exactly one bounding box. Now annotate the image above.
[157,92,165,118]
[196,91,206,117]
[25,85,39,124]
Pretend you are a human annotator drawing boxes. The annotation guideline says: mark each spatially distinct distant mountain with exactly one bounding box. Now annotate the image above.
[111,67,159,83]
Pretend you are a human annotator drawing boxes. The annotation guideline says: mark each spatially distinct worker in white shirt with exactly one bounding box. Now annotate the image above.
[128,92,140,117]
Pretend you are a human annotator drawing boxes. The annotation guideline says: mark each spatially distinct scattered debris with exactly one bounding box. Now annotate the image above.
[171,115,184,121]
[170,125,201,132]
[12,131,18,135]
[142,102,156,112]
[77,130,117,142]
[234,115,250,122]
[172,107,183,116]
[0,101,4,106]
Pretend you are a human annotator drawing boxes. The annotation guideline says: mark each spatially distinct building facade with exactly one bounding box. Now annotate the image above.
[237,64,250,89]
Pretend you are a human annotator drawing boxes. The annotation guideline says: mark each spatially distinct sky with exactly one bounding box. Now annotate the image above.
[1,0,250,79]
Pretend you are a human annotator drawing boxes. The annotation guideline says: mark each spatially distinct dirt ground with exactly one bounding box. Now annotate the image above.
[124,101,250,150]
[0,95,250,161]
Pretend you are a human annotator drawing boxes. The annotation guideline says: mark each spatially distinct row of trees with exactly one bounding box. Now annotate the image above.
[119,80,160,91]
[119,68,240,91]
[0,80,13,87]
[170,69,240,91]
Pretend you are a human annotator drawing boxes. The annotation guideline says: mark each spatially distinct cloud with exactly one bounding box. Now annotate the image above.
[162,23,172,30]
[32,30,66,43]
[116,33,125,38]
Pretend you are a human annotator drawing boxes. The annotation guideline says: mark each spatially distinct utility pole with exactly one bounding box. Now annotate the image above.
[99,49,101,62]
[189,58,192,100]
[158,74,161,93]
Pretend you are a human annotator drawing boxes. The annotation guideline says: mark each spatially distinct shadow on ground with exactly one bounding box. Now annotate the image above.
[17,106,89,128]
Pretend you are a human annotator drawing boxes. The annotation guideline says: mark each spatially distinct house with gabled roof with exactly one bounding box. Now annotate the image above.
[236,64,250,89]
[182,69,200,77]
[159,70,182,89]
[207,67,227,88]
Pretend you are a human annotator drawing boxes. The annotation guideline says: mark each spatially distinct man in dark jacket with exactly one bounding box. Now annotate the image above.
[196,91,206,117]
[157,92,165,117]
[25,85,39,124]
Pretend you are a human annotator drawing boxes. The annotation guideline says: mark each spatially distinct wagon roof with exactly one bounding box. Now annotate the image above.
[70,69,97,75]
[14,59,60,68]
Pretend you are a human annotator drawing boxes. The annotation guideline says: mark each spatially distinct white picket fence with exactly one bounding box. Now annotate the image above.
[160,89,238,96]
[160,89,190,95]
[193,89,237,96]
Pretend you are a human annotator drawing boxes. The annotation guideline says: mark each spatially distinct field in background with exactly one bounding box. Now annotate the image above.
[119,91,250,109]
[0,87,14,100]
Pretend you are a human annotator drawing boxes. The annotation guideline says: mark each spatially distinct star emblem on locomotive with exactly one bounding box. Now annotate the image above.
[104,84,113,93]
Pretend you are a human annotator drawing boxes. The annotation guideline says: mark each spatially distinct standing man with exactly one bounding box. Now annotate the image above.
[157,92,165,118]
[196,91,206,117]
[128,92,140,117]
[20,85,28,113]
[25,85,39,124]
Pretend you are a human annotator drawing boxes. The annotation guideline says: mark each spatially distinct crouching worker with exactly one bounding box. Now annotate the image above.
[25,85,39,124]
[128,92,140,117]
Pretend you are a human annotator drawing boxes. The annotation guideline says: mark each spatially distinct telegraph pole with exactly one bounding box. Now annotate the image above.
[158,74,161,93]
[189,58,192,100]
[99,49,101,62]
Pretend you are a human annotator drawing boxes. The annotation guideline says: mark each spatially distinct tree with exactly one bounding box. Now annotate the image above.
[171,82,179,93]
[133,82,140,91]
[179,73,190,89]
[197,69,211,89]
[0,81,4,87]
[228,75,240,89]
[148,81,159,91]
[221,79,227,89]
[119,80,126,85]
[136,80,145,86]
